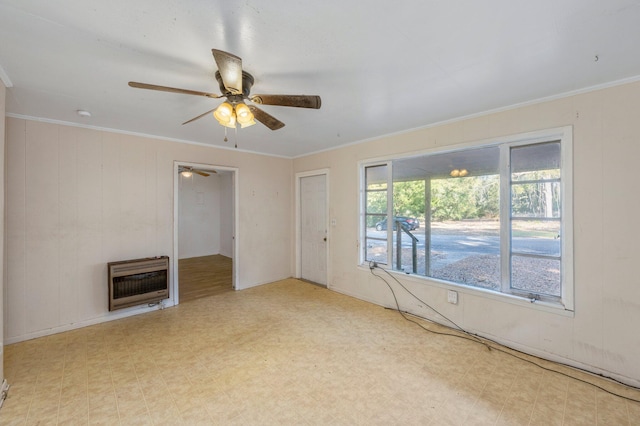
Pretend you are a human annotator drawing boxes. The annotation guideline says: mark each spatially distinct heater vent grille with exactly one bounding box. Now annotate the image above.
[113,271,168,299]
[108,256,169,311]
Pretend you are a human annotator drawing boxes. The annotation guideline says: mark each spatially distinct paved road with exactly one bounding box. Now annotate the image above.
[367,229,560,268]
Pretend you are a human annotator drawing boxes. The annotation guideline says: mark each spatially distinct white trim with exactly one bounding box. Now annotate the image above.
[4,301,174,345]
[499,144,511,293]
[0,64,13,88]
[292,74,640,159]
[295,169,330,287]
[362,126,572,166]
[173,161,240,303]
[386,163,394,267]
[359,161,391,266]
[364,265,574,316]
[560,127,574,311]
[6,73,640,161]
[6,113,289,159]
[173,163,180,305]
[332,276,637,388]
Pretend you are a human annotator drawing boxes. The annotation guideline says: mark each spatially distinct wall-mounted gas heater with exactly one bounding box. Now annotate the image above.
[108,256,169,311]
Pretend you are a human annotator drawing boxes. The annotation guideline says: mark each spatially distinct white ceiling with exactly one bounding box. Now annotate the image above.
[2,1,640,158]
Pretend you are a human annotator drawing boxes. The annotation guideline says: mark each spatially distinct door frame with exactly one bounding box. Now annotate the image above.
[295,169,330,287]
[173,161,239,305]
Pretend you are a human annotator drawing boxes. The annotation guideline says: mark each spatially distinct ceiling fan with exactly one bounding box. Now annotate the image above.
[129,49,321,130]
[178,166,215,177]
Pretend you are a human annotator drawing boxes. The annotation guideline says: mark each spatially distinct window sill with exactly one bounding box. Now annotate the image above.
[361,264,575,318]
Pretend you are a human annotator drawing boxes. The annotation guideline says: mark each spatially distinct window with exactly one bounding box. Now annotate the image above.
[509,142,562,300]
[364,164,389,264]
[361,127,573,308]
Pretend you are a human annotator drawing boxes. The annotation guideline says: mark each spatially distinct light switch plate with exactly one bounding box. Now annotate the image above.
[447,290,458,304]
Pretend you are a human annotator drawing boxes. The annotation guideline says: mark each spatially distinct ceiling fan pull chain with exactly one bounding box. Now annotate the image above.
[223,126,228,142]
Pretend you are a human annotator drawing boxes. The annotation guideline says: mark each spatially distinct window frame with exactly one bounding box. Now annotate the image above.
[359,126,573,311]
[362,162,393,266]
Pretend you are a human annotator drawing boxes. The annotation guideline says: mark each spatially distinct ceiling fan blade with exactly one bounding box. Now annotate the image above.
[250,94,321,109]
[182,108,217,125]
[212,49,243,95]
[128,82,222,99]
[248,105,285,130]
[193,170,211,177]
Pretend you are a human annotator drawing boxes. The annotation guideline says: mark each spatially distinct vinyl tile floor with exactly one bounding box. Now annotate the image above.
[1,279,639,425]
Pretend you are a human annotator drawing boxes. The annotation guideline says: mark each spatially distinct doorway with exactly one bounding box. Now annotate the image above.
[297,170,329,286]
[173,162,238,304]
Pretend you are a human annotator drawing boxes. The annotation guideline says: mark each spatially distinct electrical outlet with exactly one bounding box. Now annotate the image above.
[447,290,458,304]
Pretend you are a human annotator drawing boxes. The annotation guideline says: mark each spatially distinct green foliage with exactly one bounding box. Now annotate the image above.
[431,175,499,221]
[511,171,561,217]
[393,180,425,218]
[367,175,501,224]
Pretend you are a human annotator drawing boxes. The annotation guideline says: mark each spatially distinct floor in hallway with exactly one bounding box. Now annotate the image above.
[178,254,232,303]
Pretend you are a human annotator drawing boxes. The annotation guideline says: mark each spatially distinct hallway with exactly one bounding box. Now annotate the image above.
[178,254,232,303]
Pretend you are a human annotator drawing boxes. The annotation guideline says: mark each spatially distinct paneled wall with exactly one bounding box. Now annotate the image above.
[5,119,293,343]
[293,81,640,385]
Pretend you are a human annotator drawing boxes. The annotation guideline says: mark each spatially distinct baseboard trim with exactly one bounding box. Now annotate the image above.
[328,285,640,389]
[4,300,175,345]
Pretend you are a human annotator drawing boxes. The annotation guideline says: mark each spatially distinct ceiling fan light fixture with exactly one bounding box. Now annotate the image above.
[239,119,256,128]
[235,103,256,128]
[222,114,237,128]
[214,102,234,126]
[180,170,193,178]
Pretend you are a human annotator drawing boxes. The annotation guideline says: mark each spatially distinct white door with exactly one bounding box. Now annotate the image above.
[300,174,327,286]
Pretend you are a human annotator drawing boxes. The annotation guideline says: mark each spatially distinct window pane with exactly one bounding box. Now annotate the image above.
[391,146,500,279]
[511,255,561,297]
[366,215,388,265]
[429,219,500,290]
[511,220,560,257]
[511,181,561,218]
[365,165,388,263]
[366,190,387,216]
[511,142,560,177]
[366,165,388,217]
[365,238,387,264]
[366,165,387,190]
[510,142,562,299]
[389,179,425,273]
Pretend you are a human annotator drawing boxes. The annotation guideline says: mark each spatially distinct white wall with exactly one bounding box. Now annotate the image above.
[178,173,221,259]
[293,80,640,386]
[5,119,293,343]
[0,81,6,383]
